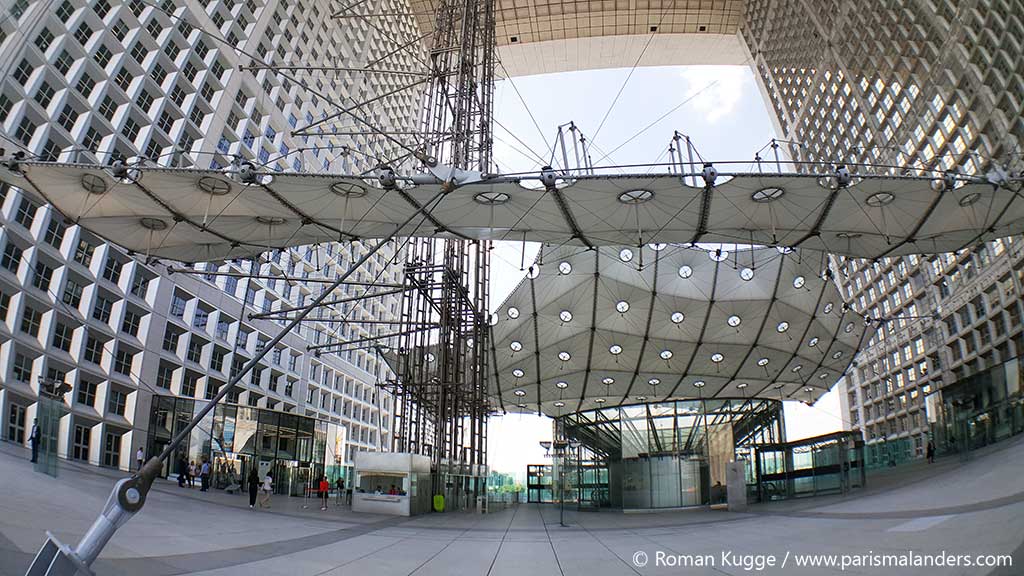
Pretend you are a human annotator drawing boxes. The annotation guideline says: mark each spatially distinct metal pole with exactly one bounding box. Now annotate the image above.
[560,451,566,527]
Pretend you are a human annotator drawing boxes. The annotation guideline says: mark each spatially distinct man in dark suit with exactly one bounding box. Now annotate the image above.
[29,419,40,463]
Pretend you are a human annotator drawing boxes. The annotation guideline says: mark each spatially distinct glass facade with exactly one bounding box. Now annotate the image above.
[753,432,865,501]
[558,398,783,509]
[926,356,1024,454]
[147,395,345,497]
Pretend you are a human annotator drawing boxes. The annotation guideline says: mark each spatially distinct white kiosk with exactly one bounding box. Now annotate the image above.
[352,452,432,516]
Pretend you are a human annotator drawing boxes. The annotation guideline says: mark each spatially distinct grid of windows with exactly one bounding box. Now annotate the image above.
[0,0,404,472]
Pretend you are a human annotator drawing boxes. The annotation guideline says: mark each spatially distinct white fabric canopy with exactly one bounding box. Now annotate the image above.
[488,245,873,416]
[3,162,1019,262]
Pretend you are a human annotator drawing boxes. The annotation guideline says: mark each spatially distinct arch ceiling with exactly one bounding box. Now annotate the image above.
[409,0,747,75]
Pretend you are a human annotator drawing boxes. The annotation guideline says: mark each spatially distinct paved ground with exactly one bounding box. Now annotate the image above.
[1,438,1022,576]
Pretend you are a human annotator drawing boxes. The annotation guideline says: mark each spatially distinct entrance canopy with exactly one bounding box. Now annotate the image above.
[3,162,1018,262]
[488,244,872,416]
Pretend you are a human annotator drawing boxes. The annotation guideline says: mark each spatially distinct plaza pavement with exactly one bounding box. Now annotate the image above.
[1,437,1022,576]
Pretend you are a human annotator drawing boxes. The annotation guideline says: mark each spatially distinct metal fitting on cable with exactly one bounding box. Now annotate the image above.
[379,167,398,190]
[1,150,25,174]
[835,164,852,188]
[110,158,130,180]
[701,163,718,187]
[540,165,557,190]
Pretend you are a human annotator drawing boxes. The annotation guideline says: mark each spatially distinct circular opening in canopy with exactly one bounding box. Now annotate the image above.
[711,353,724,363]
[616,301,630,313]
[692,380,706,388]
[670,311,685,324]
[602,377,615,385]
[740,267,754,281]
[557,351,571,362]
[958,192,982,207]
[777,321,790,332]
[512,368,525,378]
[648,378,660,386]
[660,350,673,360]
[752,187,784,203]
[619,248,633,262]
[81,173,109,195]
[757,357,770,366]
[510,341,522,352]
[808,337,819,347]
[473,191,510,205]
[330,182,368,197]
[559,310,573,322]
[727,315,741,327]
[609,345,622,355]
[554,401,565,408]
[507,307,520,319]
[618,189,654,204]
[513,389,526,397]
[555,380,568,389]
[678,265,693,279]
[140,217,168,230]
[832,350,843,359]
[558,261,572,274]
[823,302,834,313]
[198,176,232,196]
[865,191,895,207]
[793,276,805,289]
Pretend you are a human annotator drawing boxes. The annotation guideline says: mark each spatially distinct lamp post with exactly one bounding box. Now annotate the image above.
[540,438,579,527]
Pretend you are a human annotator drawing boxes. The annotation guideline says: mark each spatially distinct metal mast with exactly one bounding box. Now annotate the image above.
[417,0,496,171]
[389,0,496,510]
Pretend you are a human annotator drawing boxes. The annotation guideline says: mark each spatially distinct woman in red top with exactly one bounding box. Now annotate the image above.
[319,476,330,511]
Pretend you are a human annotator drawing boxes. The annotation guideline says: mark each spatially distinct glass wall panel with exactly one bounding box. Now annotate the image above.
[187,400,212,465]
[296,415,314,462]
[233,407,258,455]
[620,406,648,458]
[257,409,280,459]
[620,458,650,508]
[279,413,299,460]
[649,455,680,508]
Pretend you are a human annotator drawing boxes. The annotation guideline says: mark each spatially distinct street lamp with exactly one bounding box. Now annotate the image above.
[540,438,580,527]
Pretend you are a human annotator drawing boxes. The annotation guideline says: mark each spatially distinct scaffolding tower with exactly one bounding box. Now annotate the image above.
[387,238,491,510]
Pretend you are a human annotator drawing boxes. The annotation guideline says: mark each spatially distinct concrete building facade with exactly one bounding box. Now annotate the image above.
[741,0,1024,457]
[0,0,425,475]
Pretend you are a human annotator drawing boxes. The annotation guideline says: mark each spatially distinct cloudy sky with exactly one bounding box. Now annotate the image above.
[484,65,847,480]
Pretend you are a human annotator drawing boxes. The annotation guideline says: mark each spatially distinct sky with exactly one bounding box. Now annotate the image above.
[483,65,847,479]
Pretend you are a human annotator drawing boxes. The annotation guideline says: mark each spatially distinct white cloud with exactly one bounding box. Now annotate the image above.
[678,66,748,124]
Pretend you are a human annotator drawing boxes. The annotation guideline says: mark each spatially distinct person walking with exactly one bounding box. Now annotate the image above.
[335,477,345,507]
[177,454,188,487]
[136,447,145,471]
[247,467,259,508]
[319,476,330,511]
[188,461,197,488]
[926,439,936,464]
[200,457,211,492]
[29,419,40,463]
[259,471,273,508]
